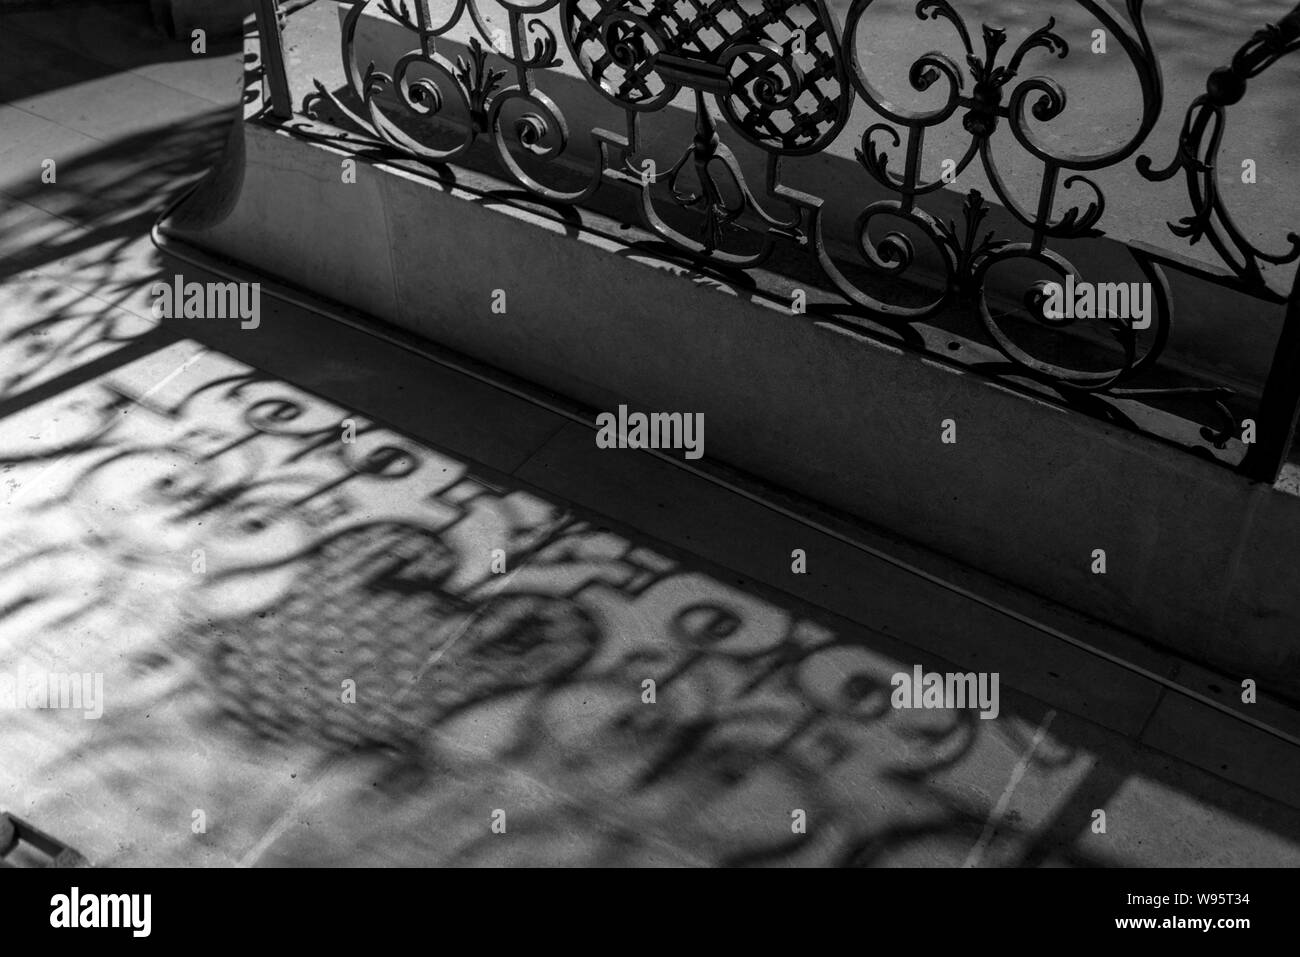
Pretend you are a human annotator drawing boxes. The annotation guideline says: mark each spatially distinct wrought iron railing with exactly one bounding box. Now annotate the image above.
[249,0,1300,482]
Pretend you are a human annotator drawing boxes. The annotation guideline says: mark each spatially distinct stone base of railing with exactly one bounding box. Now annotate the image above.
[161,103,1300,700]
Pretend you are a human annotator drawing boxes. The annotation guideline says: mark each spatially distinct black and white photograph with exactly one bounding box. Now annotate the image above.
[0,0,1296,928]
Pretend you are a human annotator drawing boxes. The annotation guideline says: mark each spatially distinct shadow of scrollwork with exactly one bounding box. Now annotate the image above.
[2,344,1297,866]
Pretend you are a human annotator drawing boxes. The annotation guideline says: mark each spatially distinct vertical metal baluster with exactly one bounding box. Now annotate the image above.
[1224,3,1300,482]
[255,0,293,120]
[413,0,433,56]
[1241,276,1300,483]
[1241,3,1300,482]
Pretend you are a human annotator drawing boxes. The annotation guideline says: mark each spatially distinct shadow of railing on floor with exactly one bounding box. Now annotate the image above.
[1,339,1296,866]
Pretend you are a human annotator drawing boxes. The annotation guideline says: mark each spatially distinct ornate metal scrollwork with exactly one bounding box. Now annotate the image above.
[306,0,851,263]
[562,0,851,155]
[1134,4,1300,477]
[820,0,1167,397]
[288,0,1296,462]
[1137,6,1300,295]
[309,0,566,169]
[557,0,853,263]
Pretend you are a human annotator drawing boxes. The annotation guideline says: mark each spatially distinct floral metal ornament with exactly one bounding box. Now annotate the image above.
[558,0,852,262]
[1138,7,1300,292]
[818,0,1168,402]
[1137,4,1300,478]
[272,0,1300,475]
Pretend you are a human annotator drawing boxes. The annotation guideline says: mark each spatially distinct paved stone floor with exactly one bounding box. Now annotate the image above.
[0,1,1297,867]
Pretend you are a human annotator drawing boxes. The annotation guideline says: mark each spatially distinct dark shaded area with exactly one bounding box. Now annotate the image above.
[0,0,240,100]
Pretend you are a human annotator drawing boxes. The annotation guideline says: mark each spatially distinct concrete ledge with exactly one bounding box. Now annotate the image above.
[163,114,1300,699]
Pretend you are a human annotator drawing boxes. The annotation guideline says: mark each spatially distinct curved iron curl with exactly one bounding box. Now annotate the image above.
[330,1,593,184]
[858,124,980,197]
[350,0,562,68]
[720,40,805,114]
[1136,9,1300,291]
[841,3,966,130]
[361,54,479,161]
[616,145,793,269]
[667,152,748,230]
[970,244,1172,391]
[842,1,1160,236]
[813,200,959,321]
[667,148,806,236]
[487,86,614,204]
[562,6,677,112]
[839,3,1006,203]
[322,1,478,160]
[984,1,1158,238]
[979,139,1106,239]
[1002,0,1161,171]
[463,0,563,70]
[713,26,855,157]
